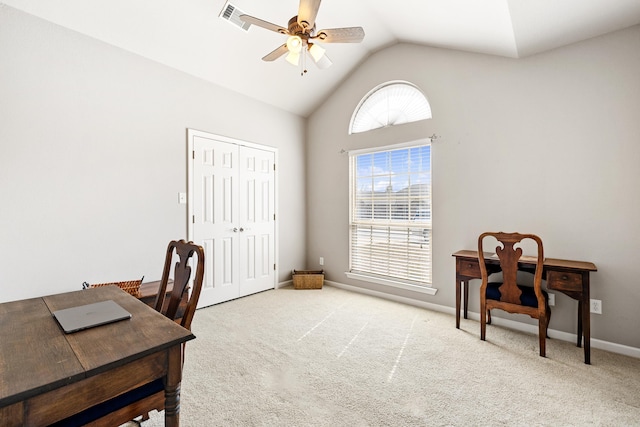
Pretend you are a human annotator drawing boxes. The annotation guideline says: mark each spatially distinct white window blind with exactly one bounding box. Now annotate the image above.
[349,143,432,286]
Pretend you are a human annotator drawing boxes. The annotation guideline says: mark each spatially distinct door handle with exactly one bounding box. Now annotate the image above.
[232,227,238,232]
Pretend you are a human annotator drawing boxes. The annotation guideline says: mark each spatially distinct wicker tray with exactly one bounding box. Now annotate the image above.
[89,278,143,298]
[292,270,324,289]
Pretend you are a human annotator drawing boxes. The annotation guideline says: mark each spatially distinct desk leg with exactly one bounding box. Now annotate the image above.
[165,344,183,427]
[463,280,469,320]
[582,298,591,364]
[582,274,591,364]
[455,279,461,329]
[577,302,583,348]
[456,279,471,329]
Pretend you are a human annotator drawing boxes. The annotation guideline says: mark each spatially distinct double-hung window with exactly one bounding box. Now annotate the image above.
[347,142,433,293]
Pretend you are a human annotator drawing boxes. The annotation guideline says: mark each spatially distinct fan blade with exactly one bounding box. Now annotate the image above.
[297,0,321,31]
[240,14,288,34]
[313,27,365,43]
[262,44,289,62]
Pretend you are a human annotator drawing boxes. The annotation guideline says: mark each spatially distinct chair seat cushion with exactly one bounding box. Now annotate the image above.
[486,282,548,308]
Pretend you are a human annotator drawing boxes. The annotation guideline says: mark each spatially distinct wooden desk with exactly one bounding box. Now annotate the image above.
[0,286,194,426]
[452,250,597,364]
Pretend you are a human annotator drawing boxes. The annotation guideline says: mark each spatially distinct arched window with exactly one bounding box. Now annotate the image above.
[349,81,432,135]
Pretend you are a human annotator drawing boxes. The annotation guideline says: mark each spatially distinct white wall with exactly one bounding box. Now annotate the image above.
[307,26,640,348]
[0,6,307,302]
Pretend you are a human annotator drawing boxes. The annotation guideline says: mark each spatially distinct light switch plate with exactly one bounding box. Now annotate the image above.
[178,192,187,204]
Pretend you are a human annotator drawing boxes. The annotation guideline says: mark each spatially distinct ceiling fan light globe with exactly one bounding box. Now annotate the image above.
[315,53,332,69]
[308,43,326,62]
[286,35,303,53]
[285,51,300,66]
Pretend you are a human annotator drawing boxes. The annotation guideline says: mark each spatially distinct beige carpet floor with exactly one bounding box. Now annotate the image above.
[135,285,640,426]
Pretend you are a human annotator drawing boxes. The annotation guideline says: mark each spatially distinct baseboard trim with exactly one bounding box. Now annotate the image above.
[325,280,640,360]
[277,279,293,289]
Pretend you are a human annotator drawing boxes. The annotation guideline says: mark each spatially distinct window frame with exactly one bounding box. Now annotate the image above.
[346,139,436,295]
[349,81,432,135]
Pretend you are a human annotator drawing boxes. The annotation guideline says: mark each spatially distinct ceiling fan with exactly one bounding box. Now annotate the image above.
[239,0,365,73]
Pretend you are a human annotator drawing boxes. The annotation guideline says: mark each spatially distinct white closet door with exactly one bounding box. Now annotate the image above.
[238,146,275,297]
[190,131,276,308]
[192,135,240,307]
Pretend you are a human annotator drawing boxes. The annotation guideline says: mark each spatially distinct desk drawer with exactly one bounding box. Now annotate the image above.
[457,258,481,278]
[548,271,583,292]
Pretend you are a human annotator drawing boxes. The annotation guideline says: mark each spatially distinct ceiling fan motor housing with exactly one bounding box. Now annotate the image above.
[288,16,315,39]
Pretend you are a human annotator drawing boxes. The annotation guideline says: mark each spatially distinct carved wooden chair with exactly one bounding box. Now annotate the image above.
[52,240,205,426]
[478,232,551,357]
[153,239,205,331]
[134,239,205,422]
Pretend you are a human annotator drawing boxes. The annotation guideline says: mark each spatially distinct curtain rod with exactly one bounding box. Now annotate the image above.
[339,134,440,155]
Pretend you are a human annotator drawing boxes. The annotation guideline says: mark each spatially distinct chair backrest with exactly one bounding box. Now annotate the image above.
[153,240,205,331]
[478,232,544,305]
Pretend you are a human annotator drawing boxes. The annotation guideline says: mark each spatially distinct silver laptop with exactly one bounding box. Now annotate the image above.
[52,300,132,333]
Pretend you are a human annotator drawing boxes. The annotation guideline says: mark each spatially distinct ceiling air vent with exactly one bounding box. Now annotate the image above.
[219,2,251,31]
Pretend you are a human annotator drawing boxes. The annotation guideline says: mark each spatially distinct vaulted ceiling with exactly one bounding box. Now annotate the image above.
[4,0,640,117]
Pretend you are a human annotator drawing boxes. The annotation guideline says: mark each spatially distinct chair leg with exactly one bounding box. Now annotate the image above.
[480,300,486,341]
[545,304,551,338]
[487,309,492,325]
[538,317,547,357]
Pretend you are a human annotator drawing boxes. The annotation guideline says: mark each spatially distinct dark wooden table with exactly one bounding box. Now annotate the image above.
[453,250,597,364]
[0,286,194,426]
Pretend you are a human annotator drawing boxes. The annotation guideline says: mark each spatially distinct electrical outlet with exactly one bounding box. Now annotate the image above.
[590,299,602,314]
[548,293,555,306]
[319,257,324,266]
